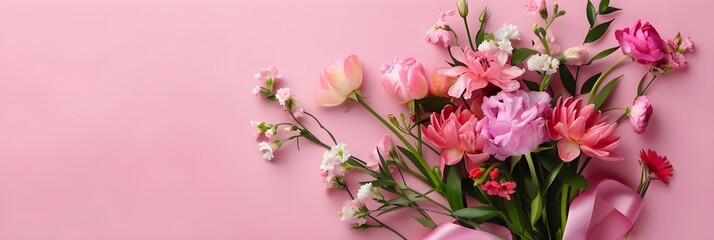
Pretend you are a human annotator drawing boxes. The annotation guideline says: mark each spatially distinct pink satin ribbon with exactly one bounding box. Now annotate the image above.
[563,179,643,240]
[422,222,512,240]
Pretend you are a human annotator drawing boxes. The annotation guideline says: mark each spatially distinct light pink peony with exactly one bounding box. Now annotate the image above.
[366,134,396,171]
[615,20,666,65]
[425,9,457,48]
[547,97,623,162]
[428,66,458,97]
[380,57,429,104]
[477,90,552,160]
[524,0,546,15]
[314,55,363,106]
[422,105,490,175]
[630,96,653,134]
[443,49,524,99]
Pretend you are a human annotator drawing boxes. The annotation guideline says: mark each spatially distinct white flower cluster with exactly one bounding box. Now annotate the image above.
[527,53,560,75]
[320,143,351,188]
[478,23,520,53]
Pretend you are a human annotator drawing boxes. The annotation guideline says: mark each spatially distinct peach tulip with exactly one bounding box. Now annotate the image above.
[314,55,363,106]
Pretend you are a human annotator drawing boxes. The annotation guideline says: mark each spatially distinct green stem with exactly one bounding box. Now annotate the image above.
[344,187,406,240]
[560,185,570,233]
[539,74,552,91]
[638,75,658,96]
[462,16,475,50]
[304,111,337,144]
[577,157,591,175]
[355,95,443,192]
[587,55,630,104]
[524,153,540,186]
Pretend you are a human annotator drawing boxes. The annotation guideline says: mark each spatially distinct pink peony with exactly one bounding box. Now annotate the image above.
[422,106,490,175]
[547,97,623,162]
[366,134,396,171]
[425,9,457,48]
[477,90,552,160]
[615,20,666,65]
[524,0,546,15]
[443,49,525,99]
[380,57,429,104]
[629,96,653,134]
[428,66,458,97]
[314,55,363,106]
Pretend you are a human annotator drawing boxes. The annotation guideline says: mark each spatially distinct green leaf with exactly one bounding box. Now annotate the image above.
[600,6,621,14]
[529,193,543,226]
[586,0,597,27]
[511,48,539,66]
[593,75,623,109]
[504,196,524,233]
[524,80,540,91]
[557,165,589,190]
[543,162,563,192]
[410,117,430,130]
[376,205,408,216]
[588,46,620,64]
[580,73,601,94]
[416,97,454,112]
[386,196,411,206]
[396,146,433,186]
[444,166,464,211]
[598,0,610,13]
[411,215,437,229]
[452,206,500,223]
[558,64,576,96]
[368,179,396,188]
[585,19,614,43]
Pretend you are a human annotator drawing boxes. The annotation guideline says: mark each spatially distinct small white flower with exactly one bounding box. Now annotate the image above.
[527,54,560,75]
[264,127,277,139]
[477,39,498,52]
[497,39,514,52]
[290,100,305,118]
[357,183,374,201]
[250,121,262,138]
[258,141,275,161]
[275,88,292,106]
[338,199,368,227]
[494,23,521,40]
[251,86,261,96]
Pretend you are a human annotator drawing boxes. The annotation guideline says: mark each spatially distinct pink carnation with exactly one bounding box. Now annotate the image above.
[477,90,552,160]
[425,9,457,47]
[442,49,525,99]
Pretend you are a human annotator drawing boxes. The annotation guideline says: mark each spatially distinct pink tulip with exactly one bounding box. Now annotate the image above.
[547,97,623,162]
[314,55,363,106]
[422,106,490,176]
[443,49,524,99]
[428,66,457,97]
[630,96,653,134]
[380,57,429,104]
[615,20,666,65]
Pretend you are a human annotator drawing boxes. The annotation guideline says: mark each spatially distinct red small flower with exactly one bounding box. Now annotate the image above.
[469,168,485,179]
[640,149,674,184]
[489,169,500,180]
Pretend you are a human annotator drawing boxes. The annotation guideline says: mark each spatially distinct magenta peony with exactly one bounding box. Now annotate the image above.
[615,20,666,65]
[422,106,490,175]
[547,97,623,162]
[442,49,524,99]
[477,90,552,160]
[379,57,429,104]
[630,96,653,134]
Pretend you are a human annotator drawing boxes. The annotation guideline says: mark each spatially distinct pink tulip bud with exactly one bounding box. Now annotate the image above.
[379,57,429,104]
[630,96,653,134]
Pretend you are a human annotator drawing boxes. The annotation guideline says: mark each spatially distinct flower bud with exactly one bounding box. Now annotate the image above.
[457,0,468,17]
[563,46,590,66]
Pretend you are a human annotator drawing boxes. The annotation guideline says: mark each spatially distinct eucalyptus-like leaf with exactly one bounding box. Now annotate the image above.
[585,19,615,43]
[559,64,576,96]
[586,0,597,27]
[600,6,622,14]
[598,0,610,12]
[593,75,623,109]
[581,73,602,94]
[588,46,620,64]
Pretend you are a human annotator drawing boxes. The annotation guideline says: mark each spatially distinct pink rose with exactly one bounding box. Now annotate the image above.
[524,0,546,15]
[477,90,552,160]
[380,57,429,104]
[630,96,653,134]
[615,20,666,65]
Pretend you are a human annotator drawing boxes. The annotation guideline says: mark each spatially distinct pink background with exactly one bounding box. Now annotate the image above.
[1,0,712,239]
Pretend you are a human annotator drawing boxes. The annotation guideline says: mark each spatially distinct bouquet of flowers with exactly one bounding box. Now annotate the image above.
[251,0,694,239]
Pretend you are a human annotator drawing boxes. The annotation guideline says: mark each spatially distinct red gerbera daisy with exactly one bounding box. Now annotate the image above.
[639,149,674,184]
